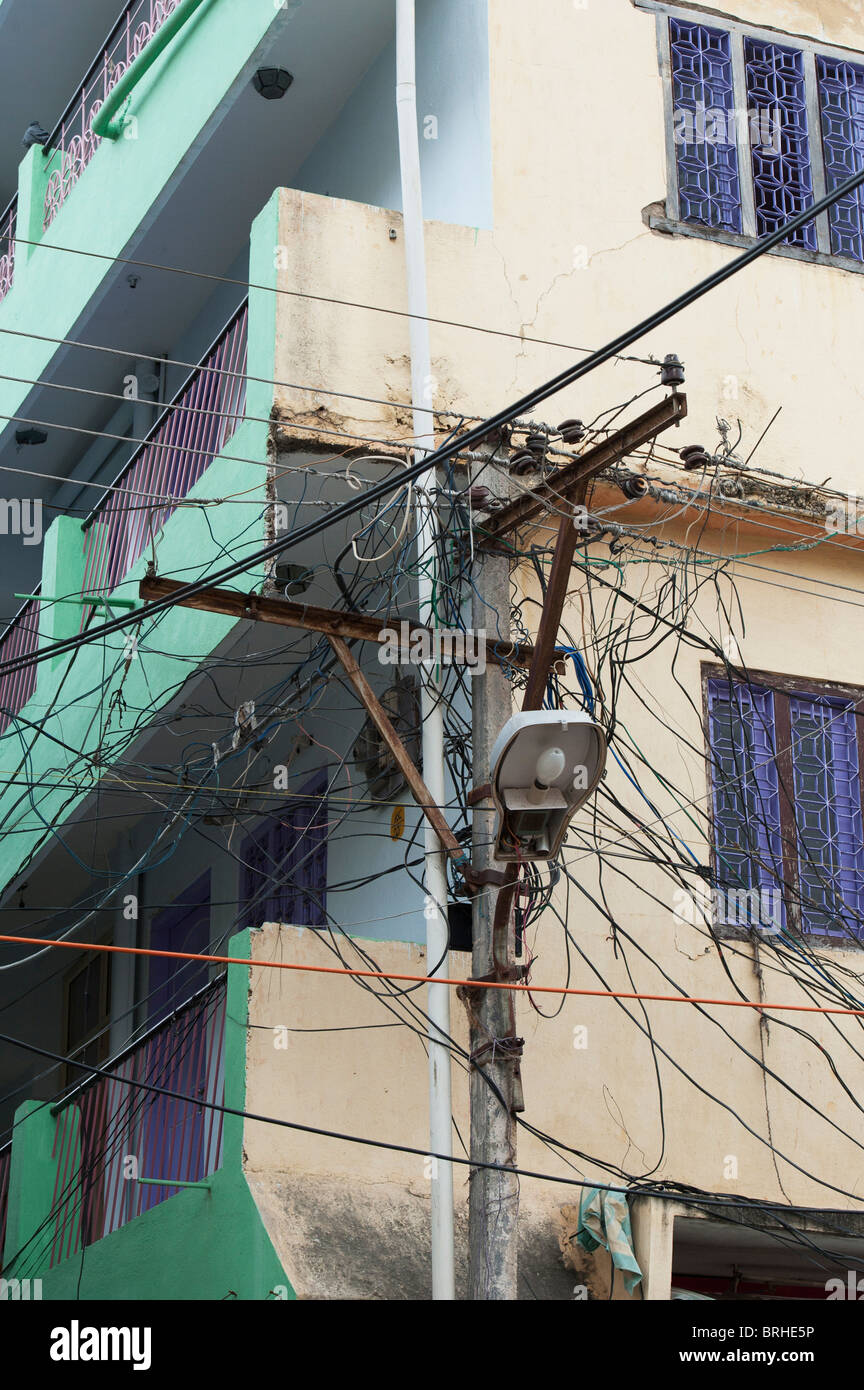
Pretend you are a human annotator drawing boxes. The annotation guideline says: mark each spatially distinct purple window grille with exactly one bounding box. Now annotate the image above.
[239,773,328,929]
[788,695,864,937]
[707,678,785,923]
[669,19,742,232]
[816,55,864,261]
[0,593,41,737]
[744,39,817,250]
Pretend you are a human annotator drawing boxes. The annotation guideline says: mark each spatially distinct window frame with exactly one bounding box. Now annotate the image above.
[701,663,864,945]
[636,0,864,273]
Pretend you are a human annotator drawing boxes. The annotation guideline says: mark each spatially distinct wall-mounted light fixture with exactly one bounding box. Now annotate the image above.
[253,67,294,100]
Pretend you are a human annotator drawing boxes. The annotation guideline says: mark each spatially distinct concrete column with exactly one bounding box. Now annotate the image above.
[630,1195,675,1300]
[3,1099,69,1274]
[16,146,51,268]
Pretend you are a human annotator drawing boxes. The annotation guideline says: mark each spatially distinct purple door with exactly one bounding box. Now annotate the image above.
[148,872,211,1028]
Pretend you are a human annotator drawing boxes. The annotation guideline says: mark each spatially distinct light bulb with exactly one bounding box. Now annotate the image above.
[534,746,566,787]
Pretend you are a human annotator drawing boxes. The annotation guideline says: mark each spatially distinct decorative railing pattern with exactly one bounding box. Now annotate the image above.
[0,1141,11,1271]
[43,0,183,230]
[0,593,41,737]
[81,300,248,603]
[0,197,16,304]
[0,300,246,736]
[46,976,226,1269]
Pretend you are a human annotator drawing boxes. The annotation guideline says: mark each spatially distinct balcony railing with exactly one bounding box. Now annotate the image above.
[46,975,226,1270]
[0,196,16,305]
[43,0,184,230]
[0,591,41,737]
[0,300,246,736]
[0,1140,11,1271]
[80,298,248,603]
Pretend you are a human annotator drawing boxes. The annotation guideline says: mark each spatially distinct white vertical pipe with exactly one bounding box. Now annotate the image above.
[396,0,456,1301]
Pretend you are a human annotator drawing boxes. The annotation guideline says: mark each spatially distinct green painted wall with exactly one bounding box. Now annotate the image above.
[0,189,281,892]
[3,932,294,1300]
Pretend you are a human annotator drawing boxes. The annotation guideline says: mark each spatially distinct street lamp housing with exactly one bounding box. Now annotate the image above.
[490,710,606,862]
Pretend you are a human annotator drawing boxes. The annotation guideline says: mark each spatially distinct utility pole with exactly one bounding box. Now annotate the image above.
[465,453,521,1301]
[463,394,687,1299]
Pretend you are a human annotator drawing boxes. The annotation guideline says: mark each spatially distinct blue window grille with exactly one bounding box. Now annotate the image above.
[662,17,864,266]
[707,679,784,922]
[816,55,864,261]
[670,19,742,232]
[743,38,817,249]
[239,772,328,929]
[707,677,864,938]
[788,695,864,936]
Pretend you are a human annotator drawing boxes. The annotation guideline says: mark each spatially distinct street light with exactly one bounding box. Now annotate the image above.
[490,710,607,861]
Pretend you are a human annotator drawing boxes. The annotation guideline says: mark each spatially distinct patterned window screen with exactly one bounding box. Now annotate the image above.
[669,19,743,231]
[240,772,328,929]
[744,38,817,249]
[708,678,864,938]
[816,56,864,261]
[707,680,784,914]
[662,15,864,266]
[788,696,864,936]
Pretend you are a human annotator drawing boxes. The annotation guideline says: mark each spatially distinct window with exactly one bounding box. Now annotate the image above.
[648,4,864,266]
[239,772,328,930]
[705,672,864,939]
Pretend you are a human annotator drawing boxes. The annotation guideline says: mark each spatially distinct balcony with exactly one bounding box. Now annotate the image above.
[0,1,185,306]
[44,974,225,1271]
[42,0,184,234]
[0,590,39,737]
[80,297,248,603]
[0,298,247,734]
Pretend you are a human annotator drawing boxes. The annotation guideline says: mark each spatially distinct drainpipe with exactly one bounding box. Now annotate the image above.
[396,0,456,1301]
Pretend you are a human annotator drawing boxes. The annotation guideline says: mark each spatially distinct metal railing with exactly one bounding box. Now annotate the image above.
[47,975,226,1269]
[0,590,41,737]
[43,0,184,230]
[0,1141,11,1271]
[0,196,17,304]
[0,300,247,740]
[80,298,248,602]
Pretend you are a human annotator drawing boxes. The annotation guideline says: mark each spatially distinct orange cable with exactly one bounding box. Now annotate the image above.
[0,932,862,1017]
